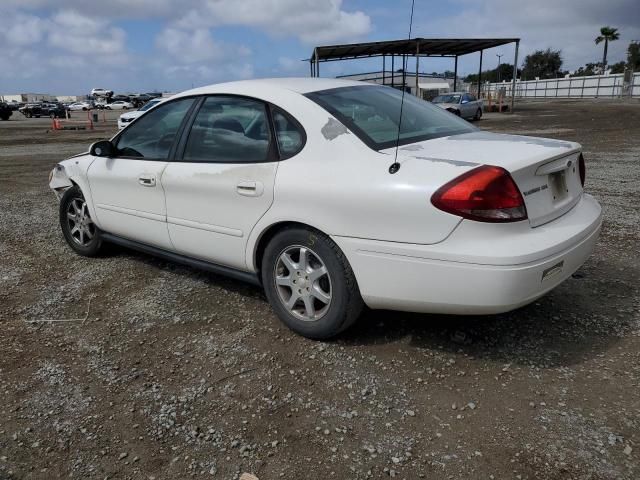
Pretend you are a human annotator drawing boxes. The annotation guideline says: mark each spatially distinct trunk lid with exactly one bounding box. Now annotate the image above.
[387,131,584,227]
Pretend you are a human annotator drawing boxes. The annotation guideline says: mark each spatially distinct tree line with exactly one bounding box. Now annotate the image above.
[465,27,639,83]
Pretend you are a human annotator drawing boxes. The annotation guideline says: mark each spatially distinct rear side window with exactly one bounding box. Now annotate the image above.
[115,97,195,159]
[183,96,271,163]
[272,109,305,159]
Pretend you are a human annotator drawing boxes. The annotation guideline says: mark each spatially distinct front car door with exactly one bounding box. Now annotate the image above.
[460,93,471,117]
[87,97,196,250]
[464,93,480,118]
[161,96,303,270]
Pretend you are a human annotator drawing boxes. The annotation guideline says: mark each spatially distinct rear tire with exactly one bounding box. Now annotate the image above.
[59,186,103,257]
[474,108,483,120]
[261,227,363,339]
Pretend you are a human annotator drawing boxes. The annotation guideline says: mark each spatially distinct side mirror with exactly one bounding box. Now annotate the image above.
[90,140,115,157]
[461,99,469,104]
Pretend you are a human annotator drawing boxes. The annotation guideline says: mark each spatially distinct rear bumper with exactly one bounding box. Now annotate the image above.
[333,194,602,314]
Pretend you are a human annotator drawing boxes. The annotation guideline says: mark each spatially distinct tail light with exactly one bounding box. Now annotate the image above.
[431,165,527,223]
[578,153,586,187]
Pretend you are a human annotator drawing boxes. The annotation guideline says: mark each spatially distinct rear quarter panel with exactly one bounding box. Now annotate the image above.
[244,98,474,270]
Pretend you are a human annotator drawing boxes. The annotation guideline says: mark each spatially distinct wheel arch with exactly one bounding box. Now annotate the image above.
[51,158,101,228]
[251,221,330,275]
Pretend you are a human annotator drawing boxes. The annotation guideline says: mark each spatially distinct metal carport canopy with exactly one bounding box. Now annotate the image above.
[311,38,519,62]
[309,37,521,112]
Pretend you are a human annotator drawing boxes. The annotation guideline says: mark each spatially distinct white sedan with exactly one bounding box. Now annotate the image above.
[48,78,602,339]
[67,102,92,111]
[118,98,164,129]
[106,100,134,110]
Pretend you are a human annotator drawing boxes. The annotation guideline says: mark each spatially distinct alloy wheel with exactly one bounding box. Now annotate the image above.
[274,245,332,322]
[66,197,95,246]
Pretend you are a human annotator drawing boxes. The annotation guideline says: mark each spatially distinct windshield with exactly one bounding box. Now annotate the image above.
[432,94,461,104]
[139,100,160,112]
[306,86,475,150]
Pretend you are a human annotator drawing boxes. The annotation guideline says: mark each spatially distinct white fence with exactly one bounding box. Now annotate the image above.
[483,72,640,99]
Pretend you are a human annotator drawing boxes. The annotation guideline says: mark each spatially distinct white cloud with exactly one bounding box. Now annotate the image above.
[180,0,372,44]
[2,0,372,45]
[0,0,372,93]
[1,0,637,93]
[2,14,47,46]
[156,28,225,63]
[416,0,640,72]
[276,56,307,75]
[154,26,254,87]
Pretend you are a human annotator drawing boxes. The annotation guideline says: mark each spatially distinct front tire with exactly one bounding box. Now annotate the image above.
[59,186,103,257]
[261,227,363,339]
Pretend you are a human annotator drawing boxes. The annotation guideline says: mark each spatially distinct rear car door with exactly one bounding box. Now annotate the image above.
[161,96,295,270]
[87,97,196,250]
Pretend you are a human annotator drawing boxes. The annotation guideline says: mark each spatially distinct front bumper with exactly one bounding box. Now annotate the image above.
[333,194,602,315]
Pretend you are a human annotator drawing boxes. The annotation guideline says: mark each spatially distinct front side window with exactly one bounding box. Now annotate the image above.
[307,85,476,150]
[183,96,271,163]
[272,109,305,158]
[115,97,195,159]
[466,94,477,102]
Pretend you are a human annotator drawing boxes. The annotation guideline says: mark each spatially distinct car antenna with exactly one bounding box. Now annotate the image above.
[389,0,416,175]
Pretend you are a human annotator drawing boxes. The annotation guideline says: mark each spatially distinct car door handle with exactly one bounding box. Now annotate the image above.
[139,175,156,187]
[236,181,263,197]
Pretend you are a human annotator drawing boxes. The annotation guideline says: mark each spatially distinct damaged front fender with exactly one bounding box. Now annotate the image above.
[49,164,74,200]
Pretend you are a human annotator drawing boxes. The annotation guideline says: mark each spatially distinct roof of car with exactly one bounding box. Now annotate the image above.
[178,77,371,97]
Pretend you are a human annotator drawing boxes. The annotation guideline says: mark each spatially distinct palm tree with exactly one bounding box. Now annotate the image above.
[595,26,620,70]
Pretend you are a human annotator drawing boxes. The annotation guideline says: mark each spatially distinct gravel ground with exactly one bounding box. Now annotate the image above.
[0,101,639,479]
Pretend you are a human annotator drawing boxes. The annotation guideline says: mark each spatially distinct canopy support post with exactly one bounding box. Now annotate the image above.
[511,40,519,113]
[391,55,395,88]
[477,49,483,98]
[453,55,458,91]
[382,55,386,85]
[415,41,420,97]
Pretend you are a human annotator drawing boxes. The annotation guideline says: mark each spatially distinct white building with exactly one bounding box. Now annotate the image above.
[56,95,87,102]
[1,93,57,103]
[336,71,457,100]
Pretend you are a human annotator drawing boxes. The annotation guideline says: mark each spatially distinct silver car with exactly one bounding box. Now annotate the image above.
[432,92,483,120]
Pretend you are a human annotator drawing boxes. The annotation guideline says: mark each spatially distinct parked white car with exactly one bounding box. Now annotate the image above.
[49,78,602,339]
[118,98,164,129]
[91,88,113,97]
[106,101,134,110]
[67,102,92,111]
[432,92,484,120]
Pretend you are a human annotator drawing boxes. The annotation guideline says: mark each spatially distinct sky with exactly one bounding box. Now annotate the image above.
[0,0,638,95]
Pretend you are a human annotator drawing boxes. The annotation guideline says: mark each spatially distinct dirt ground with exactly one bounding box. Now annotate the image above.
[1,100,639,480]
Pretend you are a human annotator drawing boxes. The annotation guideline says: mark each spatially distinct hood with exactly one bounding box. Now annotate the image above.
[120,110,143,120]
[434,103,458,110]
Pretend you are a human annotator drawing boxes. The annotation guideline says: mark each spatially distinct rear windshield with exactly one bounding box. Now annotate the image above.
[306,85,475,150]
